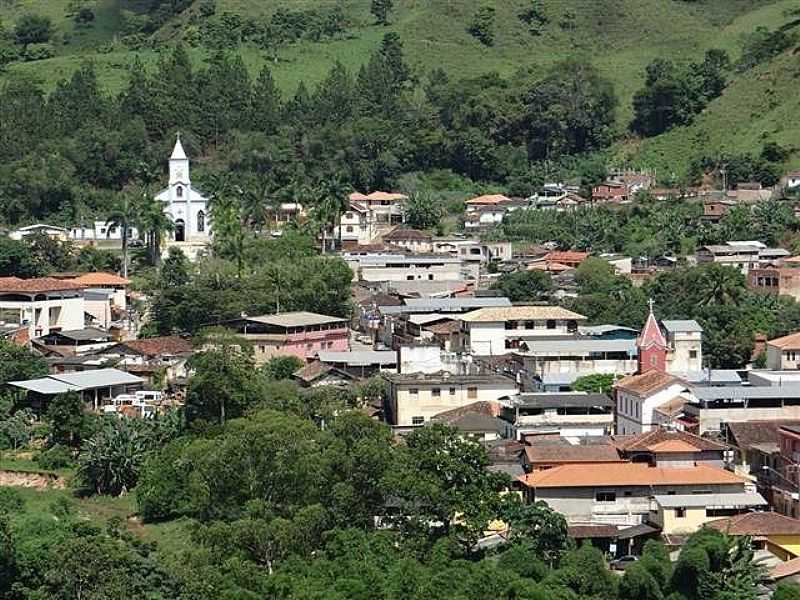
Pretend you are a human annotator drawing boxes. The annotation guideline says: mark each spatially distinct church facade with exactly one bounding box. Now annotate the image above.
[155,135,210,243]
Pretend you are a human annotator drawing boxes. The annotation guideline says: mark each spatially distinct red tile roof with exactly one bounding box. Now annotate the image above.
[118,336,193,357]
[383,227,432,242]
[705,512,800,536]
[466,194,511,205]
[768,331,800,350]
[518,463,745,488]
[613,429,727,453]
[524,444,623,465]
[0,277,84,293]
[72,272,130,286]
[543,251,590,264]
[614,370,682,397]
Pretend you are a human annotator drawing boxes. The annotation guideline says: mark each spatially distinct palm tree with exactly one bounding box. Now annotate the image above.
[134,188,173,266]
[696,263,745,306]
[208,173,249,278]
[312,175,350,253]
[106,190,138,278]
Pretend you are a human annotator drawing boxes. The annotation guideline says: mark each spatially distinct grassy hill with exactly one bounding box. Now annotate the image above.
[2,0,800,178]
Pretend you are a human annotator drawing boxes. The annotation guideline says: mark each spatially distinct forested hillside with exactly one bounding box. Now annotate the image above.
[1,0,799,226]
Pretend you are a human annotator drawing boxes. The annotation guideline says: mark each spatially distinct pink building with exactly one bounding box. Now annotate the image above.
[226,312,350,365]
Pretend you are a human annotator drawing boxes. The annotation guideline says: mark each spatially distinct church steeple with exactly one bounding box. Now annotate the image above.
[169,132,190,185]
[637,299,668,373]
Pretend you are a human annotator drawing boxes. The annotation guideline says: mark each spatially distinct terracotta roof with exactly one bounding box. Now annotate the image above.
[543,251,590,263]
[432,400,503,421]
[726,421,800,450]
[350,191,407,202]
[118,336,193,357]
[466,194,511,205]
[71,272,130,286]
[653,396,688,418]
[459,305,586,323]
[524,444,623,465]
[518,463,745,488]
[706,512,800,536]
[614,429,726,453]
[568,524,618,539]
[292,361,352,384]
[0,277,84,293]
[771,556,800,580]
[383,227,432,242]
[768,331,800,350]
[614,370,682,397]
[424,320,461,335]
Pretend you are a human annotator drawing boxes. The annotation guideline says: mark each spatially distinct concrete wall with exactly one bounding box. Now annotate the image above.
[535,483,746,524]
[389,381,518,427]
[668,331,703,372]
[686,405,800,434]
[767,344,799,370]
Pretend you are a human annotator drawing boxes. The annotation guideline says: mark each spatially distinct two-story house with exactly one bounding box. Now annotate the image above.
[749,268,800,302]
[766,332,800,370]
[383,371,518,431]
[457,306,586,356]
[0,277,86,339]
[696,244,761,274]
[382,227,433,253]
[221,312,349,364]
[504,392,615,439]
[343,253,465,283]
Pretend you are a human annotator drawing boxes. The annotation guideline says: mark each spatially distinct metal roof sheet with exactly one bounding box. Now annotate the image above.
[692,384,800,401]
[317,351,397,366]
[511,392,613,408]
[513,338,636,353]
[247,312,347,328]
[9,379,76,394]
[654,493,766,508]
[404,297,512,310]
[50,368,143,389]
[661,320,703,333]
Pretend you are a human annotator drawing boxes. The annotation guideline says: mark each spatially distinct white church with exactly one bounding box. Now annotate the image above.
[156,135,210,258]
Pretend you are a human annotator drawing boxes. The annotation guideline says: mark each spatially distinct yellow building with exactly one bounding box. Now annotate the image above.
[706,511,800,560]
[651,493,767,535]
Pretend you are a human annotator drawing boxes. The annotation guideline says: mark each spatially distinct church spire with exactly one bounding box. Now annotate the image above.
[169,132,189,185]
[637,299,668,373]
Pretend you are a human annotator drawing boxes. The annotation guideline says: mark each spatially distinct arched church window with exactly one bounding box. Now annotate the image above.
[176,186,183,198]
[197,211,205,233]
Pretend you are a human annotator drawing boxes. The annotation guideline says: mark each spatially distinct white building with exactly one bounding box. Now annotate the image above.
[337,192,407,247]
[155,135,210,257]
[0,277,85,339]
[69,221,138,243]
[343,253,465,283]
[9,224,69,241]
[663,320,704,373]
[614,370,692,435]
[457,306,586,356]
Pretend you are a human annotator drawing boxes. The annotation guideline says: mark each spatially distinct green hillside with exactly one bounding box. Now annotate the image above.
[1,0,799,180]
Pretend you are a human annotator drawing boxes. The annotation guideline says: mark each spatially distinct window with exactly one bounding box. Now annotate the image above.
[449,387,456,395]
[432,388,441,397]
[624,491,632,497]
[346,225,354,233]
[345,212,353,219]
[467,386,477,399]
[675,508,686,518]
[650,354,657,366]
[689,350,698,359]
[412,416,424,425]
[406,275,415,281]
[546,320,556,330]
[595,491,616,503]
[524,321,534,329]
[409,388,419,395]
[428,274,434,280]
[176,186,183,198]
[197,210,205,233]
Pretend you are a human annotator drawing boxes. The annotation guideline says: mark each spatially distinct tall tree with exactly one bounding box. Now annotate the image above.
[370,0,394,25]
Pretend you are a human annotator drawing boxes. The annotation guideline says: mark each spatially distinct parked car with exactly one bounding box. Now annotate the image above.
[610,556,638,571]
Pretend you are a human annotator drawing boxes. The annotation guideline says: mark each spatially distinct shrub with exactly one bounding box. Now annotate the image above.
[14,14,53,45]
[35,445,75,470]
[0,488,25,514]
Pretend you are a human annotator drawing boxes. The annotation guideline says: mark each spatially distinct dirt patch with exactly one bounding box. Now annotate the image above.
[0,469,66,489]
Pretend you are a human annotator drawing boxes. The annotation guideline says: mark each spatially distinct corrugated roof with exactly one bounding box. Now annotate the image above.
[512,338,636,353]
[654,493,766,508]
[460,306,586,323]
[9,379,76,394]
[518,463,745,488]
[49,328,112,342]
[247,312,347,328]
[51,368,144,388]
[317,350,397,366]
[661,320,703,333]
[511,392,613,409]
[693,385,800,401]
[404,297,512,310]
[385,371,517,387]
